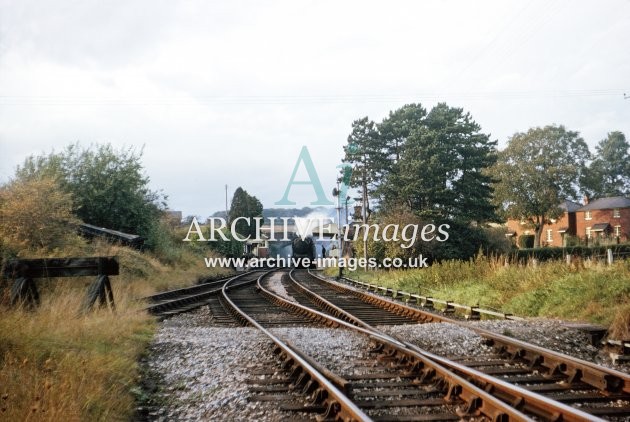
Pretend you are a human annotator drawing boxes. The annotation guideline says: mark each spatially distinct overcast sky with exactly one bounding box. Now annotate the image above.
[1,0,629,217]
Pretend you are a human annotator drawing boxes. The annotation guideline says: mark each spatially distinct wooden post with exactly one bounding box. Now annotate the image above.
[10,277,40,308]
[607,249,613,265]
[82,275,115,313]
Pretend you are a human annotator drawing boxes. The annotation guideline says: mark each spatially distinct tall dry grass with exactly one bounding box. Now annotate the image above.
[0,242,230,420]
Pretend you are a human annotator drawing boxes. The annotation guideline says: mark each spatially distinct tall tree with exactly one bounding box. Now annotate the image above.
[376,104,427,207]
[583,131,630,197]
[342,117,387,266]
[397,103,497,222]
[491,125,590,247]
[343,117,385,219]
[228,187,263,238]
[379,104,427,163]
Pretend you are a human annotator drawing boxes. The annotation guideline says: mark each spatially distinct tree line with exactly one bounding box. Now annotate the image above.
[0,142,268,260]
[0,144,179,260]
[342,103,630,254]
[2,106,627,262]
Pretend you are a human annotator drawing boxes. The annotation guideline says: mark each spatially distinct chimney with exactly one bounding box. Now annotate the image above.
[583,195,589,205]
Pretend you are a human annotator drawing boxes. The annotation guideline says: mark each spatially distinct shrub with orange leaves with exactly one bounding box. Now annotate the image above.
[0,176,81,255]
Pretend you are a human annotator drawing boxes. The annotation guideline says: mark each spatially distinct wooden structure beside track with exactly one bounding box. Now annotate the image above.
[2,256,119,312]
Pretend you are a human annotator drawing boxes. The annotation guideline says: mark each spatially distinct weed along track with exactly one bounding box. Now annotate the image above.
[142,269,629,420]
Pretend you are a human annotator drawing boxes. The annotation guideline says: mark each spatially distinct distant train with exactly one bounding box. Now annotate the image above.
[291,236,316,268]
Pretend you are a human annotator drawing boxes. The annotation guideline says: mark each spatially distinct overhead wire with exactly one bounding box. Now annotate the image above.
[0,88,626,106]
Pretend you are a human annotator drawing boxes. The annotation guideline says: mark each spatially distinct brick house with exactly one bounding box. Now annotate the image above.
[576,196,630,244]
[506,200,582,247]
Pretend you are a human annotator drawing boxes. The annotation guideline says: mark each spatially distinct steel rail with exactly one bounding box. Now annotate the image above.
[407,345,607,422]
[143,275,234,303]
[287,268,385,333]
[220,271,371,422]
[337,274,629,394]
[307,270,630,395]
[258,271,534,421]
[144,271,262,316]
[292,270,607,422]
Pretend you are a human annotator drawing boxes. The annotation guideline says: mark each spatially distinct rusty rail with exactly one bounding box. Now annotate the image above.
[309,270,630,396]
[257,271,534,421]
[305,269,630,418]
[220,271,371,421]
[142,273,250,317]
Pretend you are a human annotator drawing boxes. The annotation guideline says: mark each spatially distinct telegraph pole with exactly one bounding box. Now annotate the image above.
[333,183,343,278]
[362,157,368,270]
[225,184,229,219]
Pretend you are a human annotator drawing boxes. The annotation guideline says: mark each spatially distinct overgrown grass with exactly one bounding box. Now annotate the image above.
[0,241,229,420]
[327,257,630,338]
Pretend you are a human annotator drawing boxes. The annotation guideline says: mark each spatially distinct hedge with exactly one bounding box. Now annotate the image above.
[512,244,630,262]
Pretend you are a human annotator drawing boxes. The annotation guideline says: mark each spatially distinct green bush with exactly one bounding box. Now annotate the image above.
[16,143,166,244]
[481,226,515,256]
[564,235,580,247]
[431,221,487,261]
[207,228,244,258]
[144,219,183,265]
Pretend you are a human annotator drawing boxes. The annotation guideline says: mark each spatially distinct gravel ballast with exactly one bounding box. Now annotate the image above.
[265,272,297,303]
[271,326,372,374]
[139,309,312,421]
[379,320,629,372]
[139,276,629,420]
[471,319,629,372]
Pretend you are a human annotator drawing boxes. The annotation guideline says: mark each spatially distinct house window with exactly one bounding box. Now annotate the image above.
[614,225,622,238]
[586,227,591,238]
[585,211,592,220]
[546,229,553,242]
[613,208,620,218]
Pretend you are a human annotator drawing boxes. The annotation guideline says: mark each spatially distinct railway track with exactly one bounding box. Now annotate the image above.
[285,269,630,421]
[220,271,370,420]
[225,270,530,421]
[282,272,423,326]
[143,271,257,317]
[143,268,629,420]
